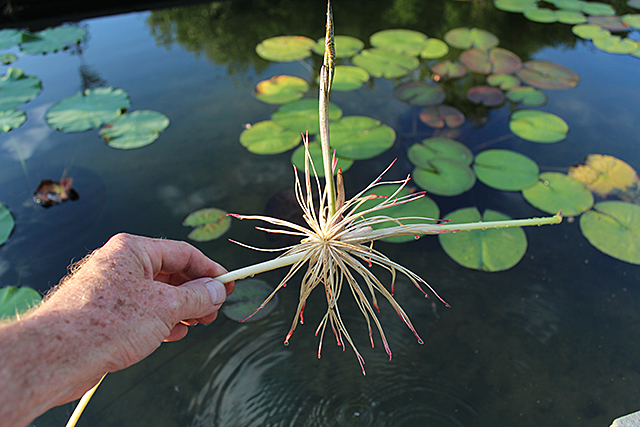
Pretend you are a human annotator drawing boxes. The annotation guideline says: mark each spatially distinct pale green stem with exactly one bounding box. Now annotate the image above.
[215,252,305,284]
[319,0,336,216]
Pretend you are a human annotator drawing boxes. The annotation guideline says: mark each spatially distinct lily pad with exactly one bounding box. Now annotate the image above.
[487,74,520,90]
[506,86,547,107]
[0,286,41,320]
[0,109,26,133]
[408,137,474,169]
[556,10,587,24]
[572,24,611,40]
[420,38,450,59]
[459,47,522,75]
[0,68,42,110]
[239,120,301,155]
[438,208,527,272]
[580,201,640,265]
[355,184,440,243]
[567,154,639,197]
[524,7,558,23]
[313,35,364,58]
[255,35,315,62]
[517,60,580,90]
[183,207,231,242]
[581,2,616,16]
[466,86,505,106]
[474,149,539,191]
[622,14,640,30]
[0,53,17,65]
[330,116,396,160]
[522,172,594,216]
[494,0,538,12]
[20,26,87,55]
[0,29,22,50]
[509,109,568,143]
[431,60,468,79]
[419,105,465,129]
[394,82,446,107]
[444,27,499,50]
[370,29,428,55]
[46,87,130,133]
[272,99,342,135]
[221,278,279,322]
[630,0,640,9]
[253,75,309,104]
[291,142,353,176]
[100,110,169,149]
[592,35,639,54]
[352,48,420,79]
[412,158,476,196]
[331,65,369,91]
[587,15,628,31]
[0,203,14,245]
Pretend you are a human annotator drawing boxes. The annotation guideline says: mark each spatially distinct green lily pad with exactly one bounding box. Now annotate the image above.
[431,60,468,78]
[581,2,616,16]
[255,35,315,62]
[0,109,26,133]
[592,35,639,54]
[459,47,522,75]
[572,24,611,40]
[0,203,14,245]
[312,35,364,58]
[466,86,505,106]
[271,99,342,135]
[46,87,130,133]
[517,60,580,90]
[239,120,301,155]
[494,0,538,12]
[629,0,640,9]
[420,38,449,59]
[0,68,42,110]
[0,286,41,320]
[580,201,640,265]
[622,14,640,30]
[587,15,628,31]
[352,48,420,79]
[291,142,353,177]
[253,75,309,104]
[370,29,428,55]
[509,109,568,143]
[556,10,587,24]
[473,149,539,191]
[506,86,548,107]
[355,184,440,243]
[438,208,527,271]
[408,137,474,169]
[412,158,476,196]
[522,172,594,216]
[331,65,369,91]
[99,110,169,149]
[0,29,22,50]
[0,53,17,65]
[183,207,231,242]
[419,105,465,129]
[330,116,396,160]
[20,26,87,55]
[524,7,559,23]
[221,278,279,322]
[486,74,520,90]
[444,27,499,50]
[394,82,445,107]
[567,154,639,197]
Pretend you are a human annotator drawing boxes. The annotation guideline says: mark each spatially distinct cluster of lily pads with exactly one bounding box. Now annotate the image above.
[495,0,640,58]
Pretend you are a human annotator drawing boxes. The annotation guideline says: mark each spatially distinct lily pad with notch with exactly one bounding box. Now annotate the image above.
[0,286,41,320]
[408,137,474,169]
[412,158,476,196]
[487,74,520,90]
[370,29,428,55]
[312,35,364,58]
[99,110,170,150]
[0,68,42,111]
[330,116,396,160]
[419,105,465,129]
[253,75,309,104]
[0,109,26,133]
[572,24,611,40]
[331,65,369,91]
[394,81,445,107]
[438,207,527,272]
[506,86,547,107]
[20,26,87,55]
[466,86,505,106]
[556,10,587,24]
[444,27,499,50]
[567,154,639,197]
[352,48,420,79]
[587,15,628,31]
[183,207,231,242]
[430,60,468,79]
[522,172,594,216]
[592,35,639,54]
[272,99,342,135]
[459,47,522,75]
[255,35,315,62]
[291,142,353,176]
[239,120,301,155]
[524,7,558,23]
[474,149,539,191]
[420,38,449,59]
[517,60,579,90]
[581,2,616,16]
[509,109,568,143]
[221,278,279,322]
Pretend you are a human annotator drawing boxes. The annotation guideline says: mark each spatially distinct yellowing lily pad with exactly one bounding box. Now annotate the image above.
[522,172,594,216]
[0,109,26,133]
[20,25,87,54]
[370,29,428,55]
[239,120,301,155]
[255,36,315,62]
[222,278,279,322]
[419,105,465,129]
[567,154,640,197]
[473,149,539,191]
[412,158,476,196]
[466,86,505,106]
[0,286,41,320]
[408,137,474,169]
[438,208,527,271]
[592,35,639,54]
[352,48,420,79]
[46,87,130,133]
[394,82,446,107]
[506,86,547,107]
[431,60,468,79]
[253,75,309,104]
[100,110,169,150]
[0,203,14,245]
[622,14,640,30]
[0,53,17,65]
[291,142,353,177]
[420,38,449,59]
[272,99,342,135]
[313,35,364,58]
[517,60,580,90]
[509,109,568,143]
[580,201,640,265]
[183,207,231,242]
[0,68,42,110]
[331,65,370,91]
[330,116,396,160]
[572,24,611,40]
[444,27,499,50]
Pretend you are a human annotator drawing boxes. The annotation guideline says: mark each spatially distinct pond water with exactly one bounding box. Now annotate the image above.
[1,0,639,426]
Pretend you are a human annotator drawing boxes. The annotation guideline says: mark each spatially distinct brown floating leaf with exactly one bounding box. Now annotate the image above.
[568,154,640,197]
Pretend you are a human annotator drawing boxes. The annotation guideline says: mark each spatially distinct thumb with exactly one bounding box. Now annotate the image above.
[174,278,227,321]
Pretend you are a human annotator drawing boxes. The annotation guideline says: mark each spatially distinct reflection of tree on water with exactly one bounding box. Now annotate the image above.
[67,24,108,91]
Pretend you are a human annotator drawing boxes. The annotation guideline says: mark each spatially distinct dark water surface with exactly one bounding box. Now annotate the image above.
[0,1,638,426]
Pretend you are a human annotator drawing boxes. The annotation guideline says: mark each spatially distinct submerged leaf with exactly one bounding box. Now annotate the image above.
[183,208,231,242]
[419,105,465,129]
[222,279,279,322]
[466,85,505,106]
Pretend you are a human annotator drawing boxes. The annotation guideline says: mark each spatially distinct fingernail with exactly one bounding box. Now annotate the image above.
[205,279,226,309]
